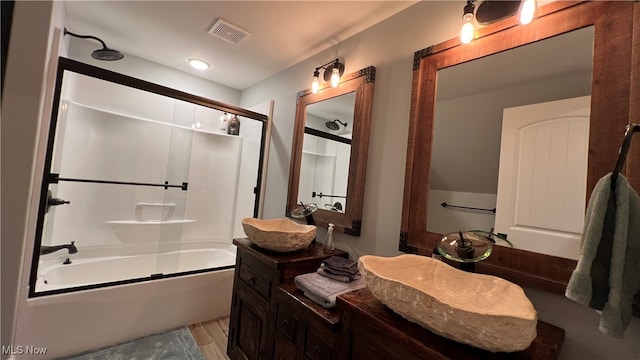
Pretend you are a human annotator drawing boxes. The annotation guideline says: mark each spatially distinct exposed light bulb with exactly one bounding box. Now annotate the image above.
[460,1,475,45]
[460,13,475,45]
[519,0,537,25]
[312,69,320,94]
[330,67,340,88]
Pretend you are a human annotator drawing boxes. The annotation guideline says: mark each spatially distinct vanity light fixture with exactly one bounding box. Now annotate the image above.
[460,0,537,45]
[311,59,345,94]
[460,0,476,45]
[187,57,210,71]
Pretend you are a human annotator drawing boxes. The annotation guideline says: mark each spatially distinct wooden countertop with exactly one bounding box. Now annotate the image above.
[278,280,341,326]
[337,287,565,360]
[233,238,348,270]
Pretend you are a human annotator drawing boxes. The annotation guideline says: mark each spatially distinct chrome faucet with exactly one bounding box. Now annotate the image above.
[40,241,78,255]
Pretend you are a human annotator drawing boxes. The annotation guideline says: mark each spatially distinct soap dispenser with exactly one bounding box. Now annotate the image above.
[227,114,241,135]
[322,223,335,253]
[219,112,229,134]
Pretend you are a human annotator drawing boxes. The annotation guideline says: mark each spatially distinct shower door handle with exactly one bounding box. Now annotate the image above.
[46,190,70,213]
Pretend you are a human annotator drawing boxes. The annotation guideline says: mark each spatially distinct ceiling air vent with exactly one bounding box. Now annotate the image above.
[208,18,252,45]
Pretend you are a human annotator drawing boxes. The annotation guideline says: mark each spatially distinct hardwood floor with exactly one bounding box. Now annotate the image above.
[189,316,230,360]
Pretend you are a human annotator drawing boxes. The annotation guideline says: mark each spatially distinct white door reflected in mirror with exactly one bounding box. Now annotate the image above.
[495,96,590,260]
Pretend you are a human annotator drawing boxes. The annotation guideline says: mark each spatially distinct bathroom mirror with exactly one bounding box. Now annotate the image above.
[427,26,594,260]
[400,1,637,294]
[298,93,354,213]
[288,66,375,235]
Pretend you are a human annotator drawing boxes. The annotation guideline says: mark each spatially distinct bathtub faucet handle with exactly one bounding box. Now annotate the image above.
[40,241,78,255]
[46,190,70,213]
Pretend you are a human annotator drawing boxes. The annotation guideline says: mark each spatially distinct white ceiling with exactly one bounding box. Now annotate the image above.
[63,1,418,91]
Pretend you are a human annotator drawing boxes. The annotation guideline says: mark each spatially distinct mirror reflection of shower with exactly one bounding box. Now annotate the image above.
[325,119,347,131]
[297,92,354,213]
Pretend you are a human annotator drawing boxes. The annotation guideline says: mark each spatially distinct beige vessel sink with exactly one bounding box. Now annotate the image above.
[358,254,537,352]
[242,218,316,252]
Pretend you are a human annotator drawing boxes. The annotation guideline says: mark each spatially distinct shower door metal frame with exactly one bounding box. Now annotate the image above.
[29,57,269,298]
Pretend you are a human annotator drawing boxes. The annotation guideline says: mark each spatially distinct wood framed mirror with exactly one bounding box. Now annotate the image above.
[400,1,638,294]
[287,66,376,235]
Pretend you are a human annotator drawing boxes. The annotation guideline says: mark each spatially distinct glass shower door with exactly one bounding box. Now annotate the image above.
[30,58,269,297]
[36,91,194,293]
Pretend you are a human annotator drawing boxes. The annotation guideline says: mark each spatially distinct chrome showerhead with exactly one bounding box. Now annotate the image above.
[64,28,124,61]
[326,119,347,131]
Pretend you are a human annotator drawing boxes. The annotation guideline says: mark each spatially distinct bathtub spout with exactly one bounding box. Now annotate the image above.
[40,241,78,255]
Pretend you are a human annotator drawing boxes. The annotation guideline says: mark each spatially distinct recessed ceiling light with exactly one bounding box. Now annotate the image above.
[187,57,210,70]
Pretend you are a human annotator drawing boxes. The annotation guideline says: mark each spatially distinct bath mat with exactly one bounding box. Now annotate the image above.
[62,326,205,360]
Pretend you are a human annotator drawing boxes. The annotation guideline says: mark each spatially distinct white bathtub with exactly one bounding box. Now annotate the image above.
[16,245,237,360]
[36,247,236,291]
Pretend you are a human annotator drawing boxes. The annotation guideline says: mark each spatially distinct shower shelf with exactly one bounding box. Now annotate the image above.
[302,150,336,157]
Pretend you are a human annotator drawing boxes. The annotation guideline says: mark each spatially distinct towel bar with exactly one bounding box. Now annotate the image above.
[440,202,496,213]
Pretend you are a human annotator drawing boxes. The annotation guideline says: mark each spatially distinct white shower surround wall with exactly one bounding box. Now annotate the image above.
[47,100,244,256]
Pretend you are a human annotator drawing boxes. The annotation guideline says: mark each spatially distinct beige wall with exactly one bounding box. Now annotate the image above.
[241,1,462,257]
[1,1,60,356]
[240,1,640,358]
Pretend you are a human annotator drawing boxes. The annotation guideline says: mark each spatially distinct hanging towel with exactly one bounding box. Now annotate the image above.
[294,272,365,309]
[565,173,640,338]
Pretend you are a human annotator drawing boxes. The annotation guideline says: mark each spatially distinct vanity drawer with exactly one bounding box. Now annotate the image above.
[272,335,296,360]
[238,262,272,300]
[303,328,333,360]
[275,304,298,342]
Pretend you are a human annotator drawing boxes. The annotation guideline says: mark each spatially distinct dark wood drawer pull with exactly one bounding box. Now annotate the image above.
[247,275,256,285]
[280,318,289,330]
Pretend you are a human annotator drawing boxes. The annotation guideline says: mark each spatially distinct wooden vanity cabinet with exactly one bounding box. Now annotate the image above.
[337,288,565,360]
[227,238,347,360]
[273,282,341,360]
[228,238,565,360]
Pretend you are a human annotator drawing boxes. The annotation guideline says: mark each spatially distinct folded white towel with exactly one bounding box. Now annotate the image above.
[566,173,640,338]
[294,272,365,308]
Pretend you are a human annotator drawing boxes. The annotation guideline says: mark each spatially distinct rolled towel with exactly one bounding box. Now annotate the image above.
[294,272,365,309]
[317,267,360,283]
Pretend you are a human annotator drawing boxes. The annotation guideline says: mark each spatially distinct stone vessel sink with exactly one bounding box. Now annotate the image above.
[358,254,537,352]
[242,218,316,252]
